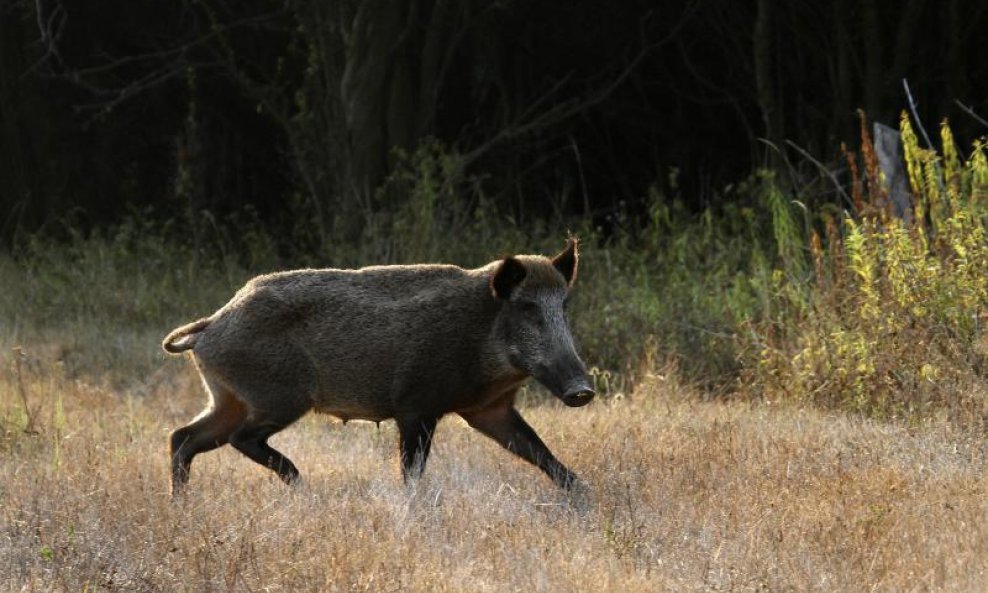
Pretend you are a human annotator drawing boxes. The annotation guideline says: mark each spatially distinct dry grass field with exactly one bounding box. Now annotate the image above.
[3,343,988,593]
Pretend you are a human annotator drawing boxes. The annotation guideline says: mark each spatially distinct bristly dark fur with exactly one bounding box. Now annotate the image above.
[164,240,593,496]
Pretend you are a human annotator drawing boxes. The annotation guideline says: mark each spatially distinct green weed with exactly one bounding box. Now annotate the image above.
[749,114,988,422]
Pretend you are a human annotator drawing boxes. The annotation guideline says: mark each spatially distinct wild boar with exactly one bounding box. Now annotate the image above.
[162,238,594,495]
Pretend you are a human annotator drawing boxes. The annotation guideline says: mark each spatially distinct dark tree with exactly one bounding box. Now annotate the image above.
[1,0,986,241]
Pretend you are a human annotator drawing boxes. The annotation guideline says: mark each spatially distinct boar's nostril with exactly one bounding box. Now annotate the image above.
[561,387,595,407]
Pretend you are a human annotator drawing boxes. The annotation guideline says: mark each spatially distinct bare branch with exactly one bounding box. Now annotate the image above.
[44,8,288,120]
[902,78,934,149]
[72,64,191,124]
[460,4,698,169]
[461,42,647,168]
[20,0,66,78]
[784,139,854,209]
[955,99,988,130]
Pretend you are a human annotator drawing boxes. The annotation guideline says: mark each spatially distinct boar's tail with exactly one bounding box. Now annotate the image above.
[162,317,212,354]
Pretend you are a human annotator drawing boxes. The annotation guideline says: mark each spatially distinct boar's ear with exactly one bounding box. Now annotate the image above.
[491,257,527,300]
[551,237,579,286]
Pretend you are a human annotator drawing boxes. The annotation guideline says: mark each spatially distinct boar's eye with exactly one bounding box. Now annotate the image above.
[514,301,546,324]
[515,300,540,313]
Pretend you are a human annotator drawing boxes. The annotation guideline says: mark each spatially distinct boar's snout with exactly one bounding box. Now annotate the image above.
[533,363,596,407]
[562,383,595,407]
[523,318,595,408]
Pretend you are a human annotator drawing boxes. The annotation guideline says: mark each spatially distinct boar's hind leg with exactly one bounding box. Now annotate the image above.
[228,408,307,485]
[397,416,439,483]
[460,403,578,490]
[170,383,247,495]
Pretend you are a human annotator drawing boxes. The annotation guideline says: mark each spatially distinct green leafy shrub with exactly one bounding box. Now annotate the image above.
[749,115,988,420]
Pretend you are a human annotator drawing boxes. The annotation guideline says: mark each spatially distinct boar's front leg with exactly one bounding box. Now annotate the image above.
[397,416,439,482]
[459,400,579,489]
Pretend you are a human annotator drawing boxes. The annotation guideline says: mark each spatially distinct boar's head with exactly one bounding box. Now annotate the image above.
[490,238,595,407]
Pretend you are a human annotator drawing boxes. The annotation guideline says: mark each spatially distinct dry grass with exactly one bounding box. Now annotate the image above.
[2,345,988,592]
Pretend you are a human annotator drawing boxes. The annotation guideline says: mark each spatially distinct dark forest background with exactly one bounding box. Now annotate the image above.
[2,0,987,244]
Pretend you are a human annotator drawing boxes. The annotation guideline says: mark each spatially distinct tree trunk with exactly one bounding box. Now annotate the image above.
[831,0,853,143]
[861,0,882,121]
[341,0,409,206]
[340,0,464,213]
[753,0,782,166]
[287,0,356,241]
[0,6,42,237]
[944,0,969,113]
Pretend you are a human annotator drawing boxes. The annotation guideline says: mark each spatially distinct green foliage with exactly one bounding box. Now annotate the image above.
[568,171,801,388]
[1,138,787,394]
[0,132,813,400]
[361,139,513,264]
[750,115,988,420]
[7,122,988,423]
